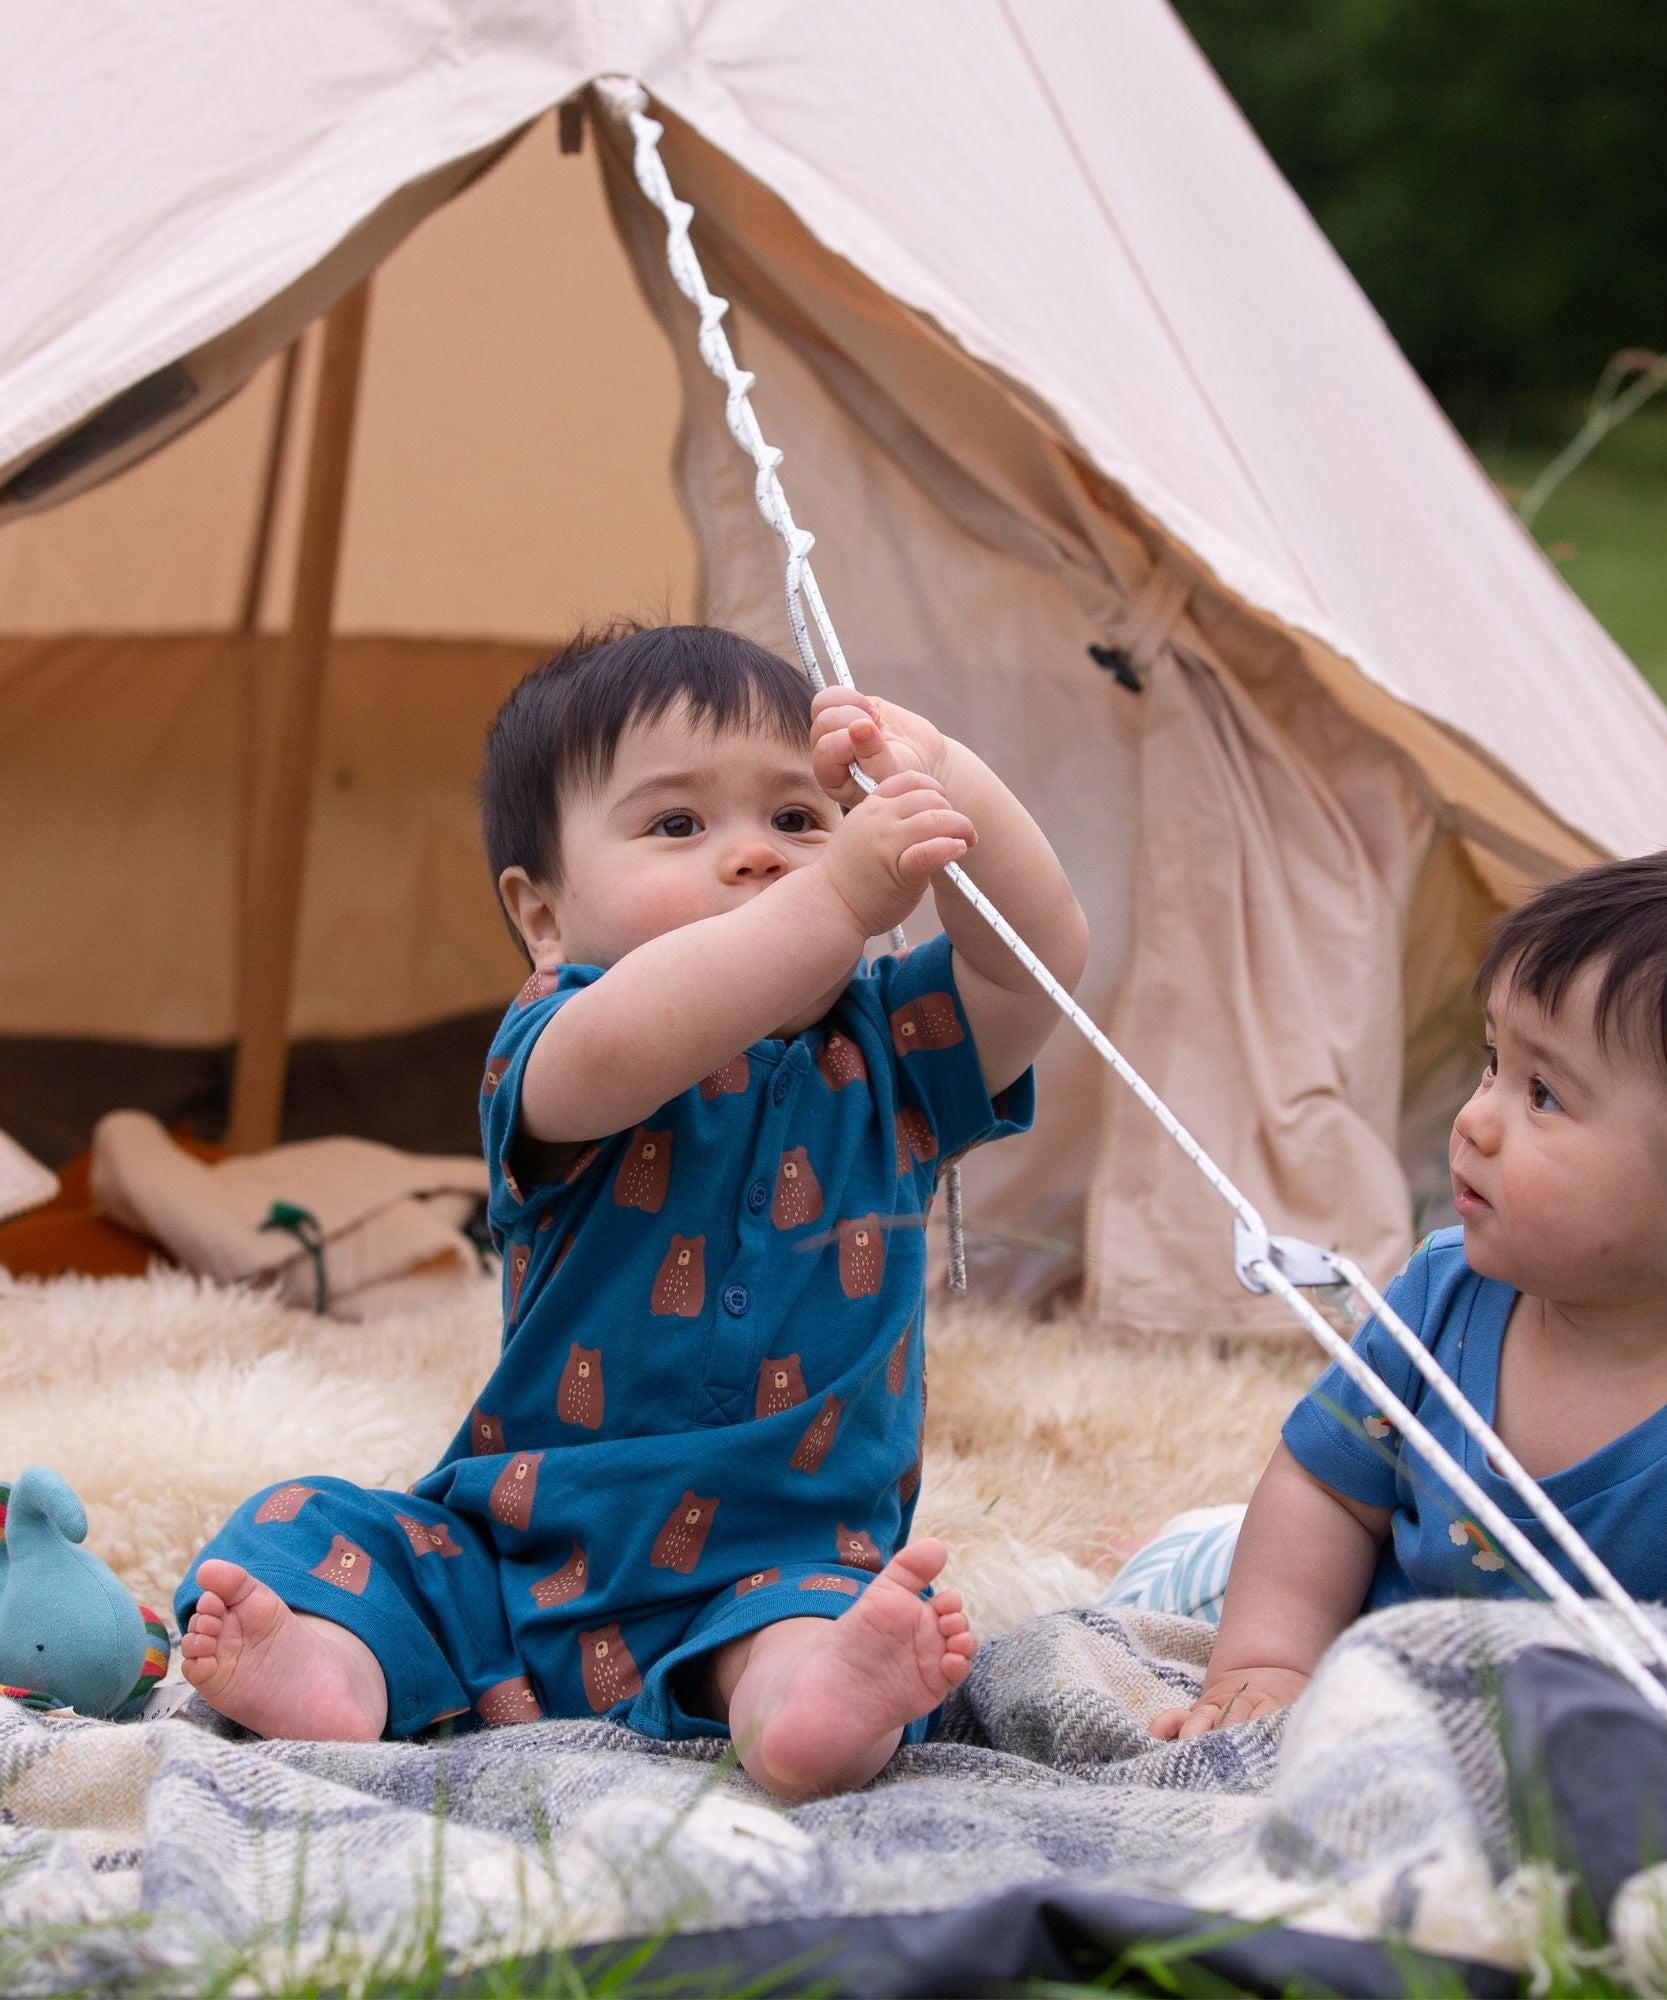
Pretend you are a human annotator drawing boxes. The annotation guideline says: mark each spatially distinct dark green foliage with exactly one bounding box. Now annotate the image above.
[1170,0,1667,418]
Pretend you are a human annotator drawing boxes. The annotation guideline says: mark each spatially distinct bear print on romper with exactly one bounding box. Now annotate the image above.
[837,1524,884,1572]
[700,1054,749,1098]
[477,1674,543,1726]
[515,967,560,1010]
[490,1450,543,1531]
[482,1055,510,1097]
[254,1483,318,1524]
[755,1353,808,1418]
[837,1215,886,1298]
[799,1574,859,1596]
[652,1234,706,1316]
[772,1146,824,1228]
[736,1567,782,1596]
[889,993,963,1057]
[530,1544,589,1607]
[894,1109,938,1175]
[558,1344,605,1429]
[396,1513,462,1558]
[313,1535,371,1594]
[887,1322,914,1395]
[614,1128,672,1212]
[790,1394,846,1473]
[816,1030,867,1090]
[650,1492,719,1573]
[580,1624,643,1711]
[470,1408,506,1456]
[507,1241,531,1322]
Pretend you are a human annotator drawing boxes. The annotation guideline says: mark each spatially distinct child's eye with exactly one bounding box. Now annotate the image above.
[650,812,700,838]
[1479,1042,1497,1079]
[773,807,822,834]
[1529,1076,1562,1113]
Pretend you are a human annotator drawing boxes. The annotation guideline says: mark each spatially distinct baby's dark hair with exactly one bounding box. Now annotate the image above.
[1473,850,1667,1073]
[480,622,813,961]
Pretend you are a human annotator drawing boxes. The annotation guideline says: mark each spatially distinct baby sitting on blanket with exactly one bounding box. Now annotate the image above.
[1136,852,1667,1735]
[176,623,1086,1797]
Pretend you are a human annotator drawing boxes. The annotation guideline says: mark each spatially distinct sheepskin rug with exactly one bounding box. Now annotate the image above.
[0,1267,1307,1634]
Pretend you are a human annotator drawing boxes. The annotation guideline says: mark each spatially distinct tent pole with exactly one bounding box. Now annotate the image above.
[226,282,371,1155]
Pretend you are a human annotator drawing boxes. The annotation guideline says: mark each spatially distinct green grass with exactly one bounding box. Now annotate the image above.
[1475,404,1667,702]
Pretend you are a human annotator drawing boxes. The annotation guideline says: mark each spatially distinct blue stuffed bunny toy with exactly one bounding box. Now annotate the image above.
[0,1467,169,1718]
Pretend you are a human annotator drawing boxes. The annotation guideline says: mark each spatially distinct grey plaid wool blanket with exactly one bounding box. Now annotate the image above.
[2,1599,1656,1995]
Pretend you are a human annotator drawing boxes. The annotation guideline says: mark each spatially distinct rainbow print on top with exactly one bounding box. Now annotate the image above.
[1447,1517,1505,1572]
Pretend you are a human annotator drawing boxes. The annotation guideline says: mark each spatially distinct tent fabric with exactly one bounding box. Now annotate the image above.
[4,1,1667,1326]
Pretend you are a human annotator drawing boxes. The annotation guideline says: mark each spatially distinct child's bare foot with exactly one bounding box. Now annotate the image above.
[727,1538,976,1798]
[180,1559,388,1741]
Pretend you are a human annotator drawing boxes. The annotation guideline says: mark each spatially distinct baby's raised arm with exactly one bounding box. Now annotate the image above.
[1148,1443,1391,1738]
[518,772,976,1143]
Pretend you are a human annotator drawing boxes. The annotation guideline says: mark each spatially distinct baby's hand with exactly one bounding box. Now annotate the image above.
[1148,1666,1310,1739]
[819,769,976,937]
[811,687,948,808]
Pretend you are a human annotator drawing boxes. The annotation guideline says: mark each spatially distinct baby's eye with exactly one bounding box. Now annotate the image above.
[1529,1076,1562,1113]
[1479,1042,1497,1080]
[650,812,700,838]
[773,806,822,834]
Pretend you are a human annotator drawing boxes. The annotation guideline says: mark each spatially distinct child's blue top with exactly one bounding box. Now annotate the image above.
[454,931,1032,1459]
[1282,1225,1667,1609]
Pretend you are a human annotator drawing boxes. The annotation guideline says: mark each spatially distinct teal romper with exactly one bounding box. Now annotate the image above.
[177,933,1033,1738]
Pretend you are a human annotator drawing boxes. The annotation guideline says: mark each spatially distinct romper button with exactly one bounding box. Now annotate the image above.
[747,1179,769,1213]
[771,1072,790,1106]
[722,1284,750,1316]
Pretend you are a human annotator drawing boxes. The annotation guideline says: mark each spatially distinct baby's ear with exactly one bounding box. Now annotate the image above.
[498,866,565,969]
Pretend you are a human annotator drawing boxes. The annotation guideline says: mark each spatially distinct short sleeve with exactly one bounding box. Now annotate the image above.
[847,931,1036,1171]
[1280,1239,1436,1509]
[480,963,605,1230]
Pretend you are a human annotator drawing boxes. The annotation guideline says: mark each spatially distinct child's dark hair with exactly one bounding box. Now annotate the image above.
[1473,850,1667,1071]
[480,622,813,960]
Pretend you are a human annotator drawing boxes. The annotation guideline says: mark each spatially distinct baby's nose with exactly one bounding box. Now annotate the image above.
[723,839,786,882]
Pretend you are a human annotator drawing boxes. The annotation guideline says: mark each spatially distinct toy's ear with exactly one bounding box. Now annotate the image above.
[12,1466,87,1545]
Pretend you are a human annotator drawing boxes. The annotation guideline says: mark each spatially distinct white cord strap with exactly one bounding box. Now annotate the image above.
[600,78,1667,1713]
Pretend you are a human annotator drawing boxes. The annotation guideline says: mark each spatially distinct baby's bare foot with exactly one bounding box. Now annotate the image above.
[180,1558,388,1741]
[744,1539,976,1797]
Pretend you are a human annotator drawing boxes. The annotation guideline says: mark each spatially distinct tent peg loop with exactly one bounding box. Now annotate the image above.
[1233,1216,1345,1297]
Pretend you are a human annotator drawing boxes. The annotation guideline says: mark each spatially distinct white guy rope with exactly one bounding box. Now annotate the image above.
[601,78,1667,1708]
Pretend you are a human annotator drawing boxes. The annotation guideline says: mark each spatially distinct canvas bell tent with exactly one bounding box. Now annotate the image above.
[4,0,1666,1334]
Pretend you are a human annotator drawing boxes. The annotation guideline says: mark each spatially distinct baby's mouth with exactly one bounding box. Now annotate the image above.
[1452,1172,1492,1215]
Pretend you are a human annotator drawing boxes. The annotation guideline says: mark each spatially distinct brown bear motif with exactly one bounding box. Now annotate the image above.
[470,1408,506,1456]
[893,1108,938,1176]
[482,1055,510,1097]
[580,1624,643,1712]
[836,1524,884,1572]
[514,967,560,1010]
[789,1394,846,1473]
[899,1430,925,1504]
[700,1054,749,1099]
[771,1146,824,1229]
[530,1544,589,1607]
[312,1535,371,1594]
[254,1483,317,1525]
[889,992,964,1057]
[562,1142,601,1186]
[886,1321,914,1395]
[507,1241,531,1323]
[557,1343,604,1429]
[396,1513,462,1558]
[736,1567,782,1597]
[614,1127,672,1212]
[798,1573,860,1596]
[649,1491,719,1573]
[489,1450,544,1532]
[755,1352,808,1419]
[837,1214,886,1298]
[500,1155,524,1204]
[477,1674,543,1726]
[815,1030,867,1091]
[651,1234,705,1316]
